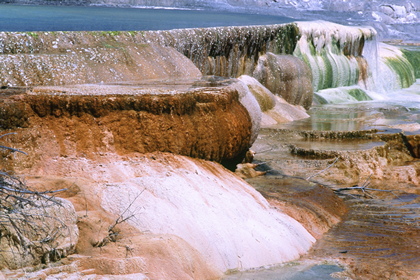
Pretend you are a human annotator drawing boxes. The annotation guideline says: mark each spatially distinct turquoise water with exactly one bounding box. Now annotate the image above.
[0,4,295,31]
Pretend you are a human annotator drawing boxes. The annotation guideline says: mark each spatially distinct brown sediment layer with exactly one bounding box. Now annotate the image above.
[0,86,252,170]
[405,134,420,158]
[248,175,347,239]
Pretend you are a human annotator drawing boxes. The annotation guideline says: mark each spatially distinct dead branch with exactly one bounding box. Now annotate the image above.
[306,157,339,180]
[0,133,27,155]
[109,189,145,231]
[0,134,70,267]
[333,176,400,199]
[94,189,145,248]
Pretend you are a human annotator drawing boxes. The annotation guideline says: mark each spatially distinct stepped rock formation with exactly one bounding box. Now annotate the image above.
[2,21,408,278]
[1,86,253,165]
[253,53,313,109]
[0,23,312,109]
[1,152,317,279]
[0,23,319,277]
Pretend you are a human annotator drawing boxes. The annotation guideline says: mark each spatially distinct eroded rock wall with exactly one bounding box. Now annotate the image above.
[0,87,252,168]
[253,53,313,109]
[0,24,299,83]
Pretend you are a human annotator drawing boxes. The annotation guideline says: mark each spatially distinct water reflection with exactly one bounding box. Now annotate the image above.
[270,101,420,134]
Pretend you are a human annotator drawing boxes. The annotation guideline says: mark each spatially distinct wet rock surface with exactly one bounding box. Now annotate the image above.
[244,103,420,279]
[253,53,313,109]
[0,24,313,109]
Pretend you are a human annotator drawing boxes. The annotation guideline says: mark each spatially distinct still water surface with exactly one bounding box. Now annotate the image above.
[0,4,295,31]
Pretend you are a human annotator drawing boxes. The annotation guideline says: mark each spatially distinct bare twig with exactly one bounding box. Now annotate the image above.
[306,157,339,180]
[0,185,67,195]
[0,134,71,267]
[94,189,145,248]
[0,133,27,155]
[0,132,17,139]
[0,145,27,155]
[108,189,145,232]
[333,176,400,199]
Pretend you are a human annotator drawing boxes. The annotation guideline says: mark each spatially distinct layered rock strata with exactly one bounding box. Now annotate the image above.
[0,85,252,168]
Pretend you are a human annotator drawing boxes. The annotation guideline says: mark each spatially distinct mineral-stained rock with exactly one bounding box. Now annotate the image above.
[253,53,313,109]
[0,85,253,167]
[0,197,78,270]
[20,152,315,275]
[0,24,300,88]
[249,176,347,239]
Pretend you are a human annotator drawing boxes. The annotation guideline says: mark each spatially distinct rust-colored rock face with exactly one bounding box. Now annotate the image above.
[0,86,252,170]
[253,53,313,109]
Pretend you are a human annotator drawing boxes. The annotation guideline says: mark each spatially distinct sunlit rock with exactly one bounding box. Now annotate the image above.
[24,175,221,280]
[0,37,201,86]
[12,152,316,277]
[96,153,316,272]
[143,24,301,77]
[227,79,262,145]
[238,75,277,111]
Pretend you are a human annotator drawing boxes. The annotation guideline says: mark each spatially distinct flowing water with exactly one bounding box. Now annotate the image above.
[240,103,420,279]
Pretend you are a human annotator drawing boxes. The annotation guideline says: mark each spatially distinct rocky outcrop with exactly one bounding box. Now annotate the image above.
[0,39,201,87]
[0,197,78,270]
[0,85,252,166]
[0,24,300,83]
[0,24,314,164]
[9,152,314,278]
[238,75,309,125]
[249,176,347,239]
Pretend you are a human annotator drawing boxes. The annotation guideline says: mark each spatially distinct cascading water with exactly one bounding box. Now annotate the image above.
[292,20,420,114]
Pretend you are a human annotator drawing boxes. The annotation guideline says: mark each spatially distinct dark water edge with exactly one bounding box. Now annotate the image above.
[0,4,295,32]
[237,100,420,279]
[224,262,344,280]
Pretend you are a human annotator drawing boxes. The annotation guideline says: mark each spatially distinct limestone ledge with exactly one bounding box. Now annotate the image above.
[0,85,252,170]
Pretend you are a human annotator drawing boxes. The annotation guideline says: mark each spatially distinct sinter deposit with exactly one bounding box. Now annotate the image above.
[0,19,419,279]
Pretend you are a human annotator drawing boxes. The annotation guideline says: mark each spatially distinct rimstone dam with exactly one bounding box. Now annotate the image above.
[0,8,420,280]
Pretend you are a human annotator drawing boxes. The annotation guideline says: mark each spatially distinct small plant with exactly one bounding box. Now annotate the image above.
[127,31,138,37]
[26,32,39,39]
[93,190,144,248]
[100,31,122,37]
